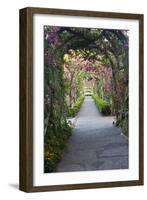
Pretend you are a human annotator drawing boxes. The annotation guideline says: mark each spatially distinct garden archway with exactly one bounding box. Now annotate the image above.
[44,26,129,172]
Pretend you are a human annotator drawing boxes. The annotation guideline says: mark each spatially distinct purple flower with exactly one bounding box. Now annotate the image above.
[123,42,128,50]
[47,32,59,45]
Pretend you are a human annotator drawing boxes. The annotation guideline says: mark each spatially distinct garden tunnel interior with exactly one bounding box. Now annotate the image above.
[44,26,129,172]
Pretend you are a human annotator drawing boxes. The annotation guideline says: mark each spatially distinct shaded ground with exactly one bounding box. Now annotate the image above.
[57,96,128,172]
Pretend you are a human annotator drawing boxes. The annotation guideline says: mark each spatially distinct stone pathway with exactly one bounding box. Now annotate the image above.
[57,96,128,172]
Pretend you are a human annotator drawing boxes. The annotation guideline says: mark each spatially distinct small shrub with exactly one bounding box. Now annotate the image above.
[68,96,85,117]
[92,94,111,115]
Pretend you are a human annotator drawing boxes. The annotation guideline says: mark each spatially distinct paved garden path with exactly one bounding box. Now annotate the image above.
[57,96,128,172]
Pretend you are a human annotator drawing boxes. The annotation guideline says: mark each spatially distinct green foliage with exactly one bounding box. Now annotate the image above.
[44,121,72,173]
[92,94,111,115]
[44,26,129,173]
[44,27,73,173]
[116,112,128,136]
[115,88,128,136]
[68,96,85,117]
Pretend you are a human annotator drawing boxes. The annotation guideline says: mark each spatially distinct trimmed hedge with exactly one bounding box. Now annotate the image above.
[68,96,85,117]
[92,94,111,115]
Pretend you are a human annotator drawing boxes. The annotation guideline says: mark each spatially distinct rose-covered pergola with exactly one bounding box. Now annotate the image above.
[44,26,129,172]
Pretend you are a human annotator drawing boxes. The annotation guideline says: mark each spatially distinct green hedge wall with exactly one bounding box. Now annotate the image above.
[68,96,85,117]
[92,94,111,116]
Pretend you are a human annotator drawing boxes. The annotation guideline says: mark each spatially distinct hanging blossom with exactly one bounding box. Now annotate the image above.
[81,59,95,72]
[45,27,60,45]
[95,65,113,98]
[123,42,129,50]
[47,32,59,45]
[104,82,112,90]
